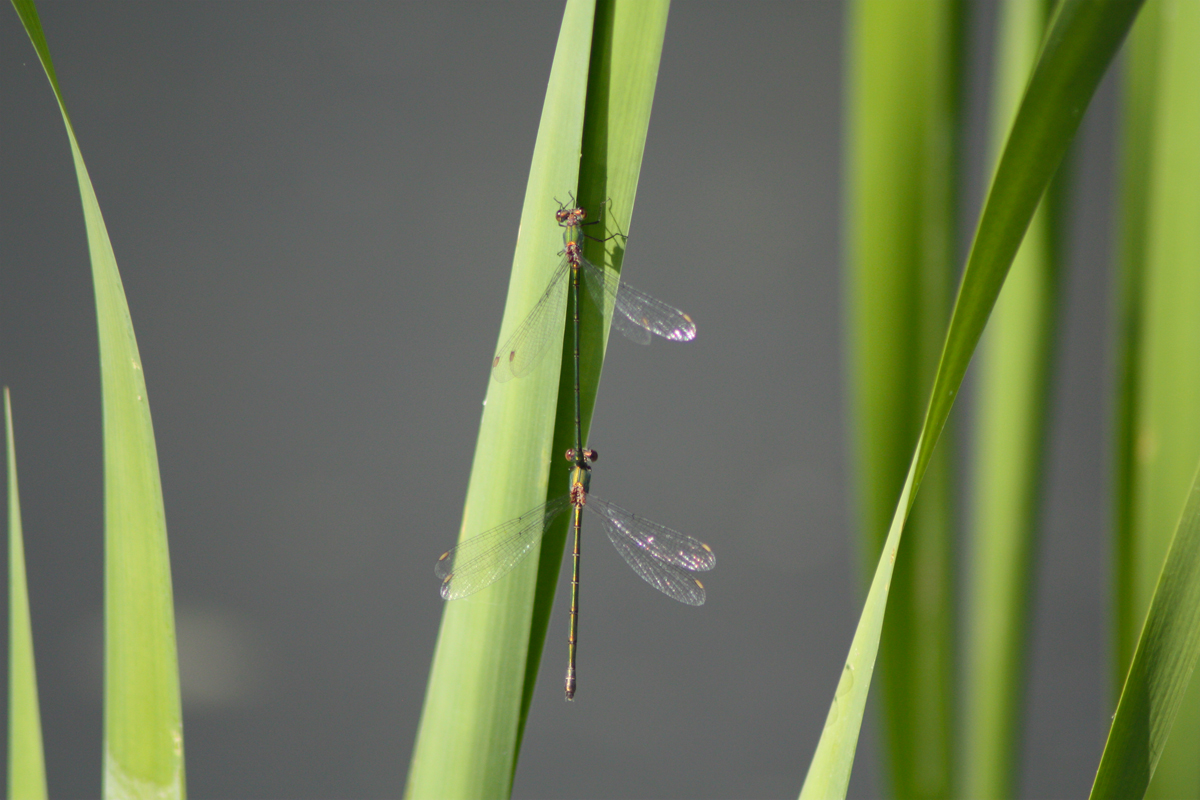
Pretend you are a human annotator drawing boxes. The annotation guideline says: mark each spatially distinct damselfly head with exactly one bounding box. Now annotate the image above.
[565,448,598,463]
[556,206,584,225]
[555,192,585,226]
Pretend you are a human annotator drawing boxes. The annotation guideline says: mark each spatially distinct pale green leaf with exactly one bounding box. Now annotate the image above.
[9,2,185,796]
[407,2,670,796]
[6,388,48,800]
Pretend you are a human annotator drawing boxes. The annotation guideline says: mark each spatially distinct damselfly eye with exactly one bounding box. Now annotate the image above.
[585,449,598,463]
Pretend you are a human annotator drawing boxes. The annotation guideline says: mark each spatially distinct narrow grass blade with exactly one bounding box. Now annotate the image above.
[1091,461,1200,798]
[406,3,596,797]
[843,1,963,795]
[9,2,186,797]
[6,389,48,800]
[801,1,1143,796]
[1114,0,1200,794]
[963,1,1063,796]
[518,0,670,746]
[1111,0,1164,696]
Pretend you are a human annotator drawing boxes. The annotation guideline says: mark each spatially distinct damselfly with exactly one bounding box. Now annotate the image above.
[434,448,715,698]
[490,201,696,383]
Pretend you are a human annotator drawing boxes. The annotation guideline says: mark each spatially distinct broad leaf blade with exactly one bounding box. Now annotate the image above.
[406,2,596,797]
[519,0,671,745]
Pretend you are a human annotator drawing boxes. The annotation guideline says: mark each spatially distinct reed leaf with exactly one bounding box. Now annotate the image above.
[1092,460,1200,797]
[518,0,670,746]
[407,2,668,796]
[801,0,1143,795]
[843,1,962,795]
[963,0,1063,796]
[9,2,185,796]
[6,389,48,800]
[1111,0,1200,794]
[1111,0,1164,697]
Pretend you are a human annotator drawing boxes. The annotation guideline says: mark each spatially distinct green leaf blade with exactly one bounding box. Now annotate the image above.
[518,0,670,747]
[9,2,186,796]
[406,3,596,797]
[408,3,671,794]
[963,0,1063,796]
[1112,0,1165,699]
[6,389,48,800]
[1104,0,1200,794]
[802,1,1143,796]
[919,0,1142,481]
[843,1,962,796]
[1092,465,1200,798]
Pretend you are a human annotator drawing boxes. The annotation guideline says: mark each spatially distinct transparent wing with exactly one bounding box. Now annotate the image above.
[599,521,708,606]
[579,255,697,345]
[435,495,572,599]
[587,495,716,571]
[580,258,654,342]
[587,494,715,606]
[491,258,571,383]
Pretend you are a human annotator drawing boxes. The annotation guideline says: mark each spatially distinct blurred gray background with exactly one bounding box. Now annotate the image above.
[1,2,1116,798]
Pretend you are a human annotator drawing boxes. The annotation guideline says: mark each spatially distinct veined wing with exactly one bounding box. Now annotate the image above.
[587,494,714,606]
[600,524,708,606]
[491,258,571,383]
[578,255,697,345]
[436,494,572,599]
[587,495,715,571]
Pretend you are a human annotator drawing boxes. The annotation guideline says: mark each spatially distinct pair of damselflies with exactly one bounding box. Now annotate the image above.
[435,198,714,699]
